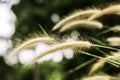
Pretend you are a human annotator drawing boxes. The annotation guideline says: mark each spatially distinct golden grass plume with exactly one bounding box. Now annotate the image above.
[107,37,120,46]
[88,5,120,20]
[59,20,103,32]
[28,41,91,65]
[52,9,101,31]
[8,37,55,57]
[89,59,105,75]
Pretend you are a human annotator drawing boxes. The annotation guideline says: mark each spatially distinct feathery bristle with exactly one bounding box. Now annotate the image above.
[111,25,120,32]
[28,41,91,65]
[89,59,105,75]
[82,75,113,80]
[8,37,55,57]
[59,20,103,32]
[88,5,120,20]
[107,37,120,46]
[52,9,101,31]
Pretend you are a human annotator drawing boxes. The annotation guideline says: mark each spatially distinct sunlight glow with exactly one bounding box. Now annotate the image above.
[51,13,60,23]
[5,55,18,66]
[52,50,63,62]
[63,48,74,59]
[0,4,15,38]
[18,49,34,64]
[35,43,53,63]
[0,39,12,56]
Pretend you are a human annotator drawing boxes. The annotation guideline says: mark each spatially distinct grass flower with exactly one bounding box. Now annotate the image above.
[111,25,120,32]
[88,5,120,20]
[8,37,55,57]
[89,59,105,75]
[59,20,103,32]
[52,9,101,31]
[82,75,114,80]
[27,41,91,65]
[35,43,74,63]
[107,37,120,46]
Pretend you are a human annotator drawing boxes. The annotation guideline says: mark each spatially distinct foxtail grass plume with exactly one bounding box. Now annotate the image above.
[111,25,120,32]
[89,59,105,75]
[59,20,103,32]
[88,5,120,20]
[8,37,55,57]
[52,9,101,31]
[28,41,91,65]
[107,37,120,46]
[82,75,114,80]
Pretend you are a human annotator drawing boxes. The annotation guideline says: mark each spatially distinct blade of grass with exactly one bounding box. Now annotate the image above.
[98,28,112,35]
[89,37,106,45]
[92,44,120,51]
[38,24,49,37]
[76,50,120,67]
[67,58,96,74]
[95,47,108,55]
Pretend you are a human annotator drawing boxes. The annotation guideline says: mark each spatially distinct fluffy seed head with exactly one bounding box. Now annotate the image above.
[88,5,120,20]
[8,37,55,57]
[52,9,101,31]
[111,25,120,32]
[89,59,105,75]
[28,41,91,65]
[82,75,113,80]
[59,20,103,32]
[107,37,120,46]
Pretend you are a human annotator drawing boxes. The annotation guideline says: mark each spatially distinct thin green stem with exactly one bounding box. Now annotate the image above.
[98,28,113,35]
[38,24,49,37]
[89,37,106,45]
[77,50,120,67]
[92,44,120,51]
[67,58,96,74]
[95,47,107,55]
[76,50,103,58]
[107,60,120,67]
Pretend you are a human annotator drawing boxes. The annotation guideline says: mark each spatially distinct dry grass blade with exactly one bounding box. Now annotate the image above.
[59,20,103,32]
[52,9,101,31]
[88,5,120,20]
[27,41,91,65]
[8,37,55,57]
[68,58,96,74]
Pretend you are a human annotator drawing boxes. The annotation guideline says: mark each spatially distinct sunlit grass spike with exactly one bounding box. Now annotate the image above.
[52,9,101,31]
[27,41,91,65]
[88,5,120,20]
[107,37,120,46]
[59,20,103,32]
[89,59,105,75]
[8,37,55,57]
